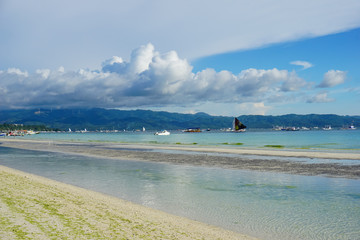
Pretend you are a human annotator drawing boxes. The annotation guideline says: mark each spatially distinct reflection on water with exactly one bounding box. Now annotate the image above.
[0,146,359,240]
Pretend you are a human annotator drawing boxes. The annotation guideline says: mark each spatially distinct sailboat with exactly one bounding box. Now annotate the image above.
[232,118,246,132]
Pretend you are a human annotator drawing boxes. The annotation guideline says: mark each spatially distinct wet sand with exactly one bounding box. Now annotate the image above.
[1,138,360,179]
[0,165,256,239]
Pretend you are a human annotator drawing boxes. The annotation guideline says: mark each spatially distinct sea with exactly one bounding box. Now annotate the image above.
[1,129,360,240]
[17,128,360,150]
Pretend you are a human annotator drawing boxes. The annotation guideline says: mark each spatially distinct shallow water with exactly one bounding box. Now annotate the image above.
[24,129,360,150]
[1,146,359,240]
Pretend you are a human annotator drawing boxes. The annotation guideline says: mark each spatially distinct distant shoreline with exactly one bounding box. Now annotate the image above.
[1,138,360,179]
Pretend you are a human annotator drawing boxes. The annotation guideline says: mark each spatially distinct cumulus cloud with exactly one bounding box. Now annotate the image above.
[235,102,272,115]
[307,92,335,103]
[317,70,347,88]
[290,60,313,70]
[280,71,309,91]
[0,44,311,109]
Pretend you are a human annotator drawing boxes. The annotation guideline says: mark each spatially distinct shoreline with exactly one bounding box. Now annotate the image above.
[0,165,256,239]
[1,138,360,179]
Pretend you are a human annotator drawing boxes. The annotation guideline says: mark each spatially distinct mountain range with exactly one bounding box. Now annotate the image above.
[0,108,359,131]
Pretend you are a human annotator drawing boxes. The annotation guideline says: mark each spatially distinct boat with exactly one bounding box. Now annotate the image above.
[232,118,246,132]
[323,125,332,130]
[183,128,201,132]
[273,126,283,131]
[26,130,40,135]
[348,124,356,130]
[282,127,299,131]
[154,130,170,135]
[142,127,146,132]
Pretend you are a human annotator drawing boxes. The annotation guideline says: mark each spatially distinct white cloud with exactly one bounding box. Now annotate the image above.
[281,71,309,91]
[7,68,28,77]
[307,92,335,103]
[58,66,65,73]
[317,70,347,88]
[36,69,51,79]
[102,56,123,66]
[290,61,313,70]
[0,44,312,110]
[235,102,272,115]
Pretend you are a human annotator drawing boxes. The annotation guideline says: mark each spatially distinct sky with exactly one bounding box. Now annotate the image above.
[1,0,360,116]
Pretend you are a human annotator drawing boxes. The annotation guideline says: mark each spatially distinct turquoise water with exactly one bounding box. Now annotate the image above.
[22,129,360,150]
[0,146,359,240]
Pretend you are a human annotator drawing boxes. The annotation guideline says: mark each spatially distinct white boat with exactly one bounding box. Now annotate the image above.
[154,130,170,135]
[26,130,39,135]
[232,118,246,132]
[323,125,332,130]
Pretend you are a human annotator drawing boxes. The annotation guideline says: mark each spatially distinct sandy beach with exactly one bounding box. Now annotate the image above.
[0,165,257,239]
[1,138,360,179]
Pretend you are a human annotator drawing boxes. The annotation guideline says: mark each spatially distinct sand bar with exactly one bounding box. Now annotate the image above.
[1,138,360,179]
[0,165,257,239]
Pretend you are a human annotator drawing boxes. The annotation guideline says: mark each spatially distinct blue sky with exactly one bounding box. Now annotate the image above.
[1,0,360,116]
[191,29,360,115]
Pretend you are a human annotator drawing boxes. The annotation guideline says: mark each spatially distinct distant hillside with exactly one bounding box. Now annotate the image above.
[0,109,359,131]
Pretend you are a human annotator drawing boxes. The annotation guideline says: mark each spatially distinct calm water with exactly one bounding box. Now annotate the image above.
[1,145,359,240]
[23,129,360,150]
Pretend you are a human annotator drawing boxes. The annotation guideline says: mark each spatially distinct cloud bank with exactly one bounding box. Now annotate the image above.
[0,44,340,111]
